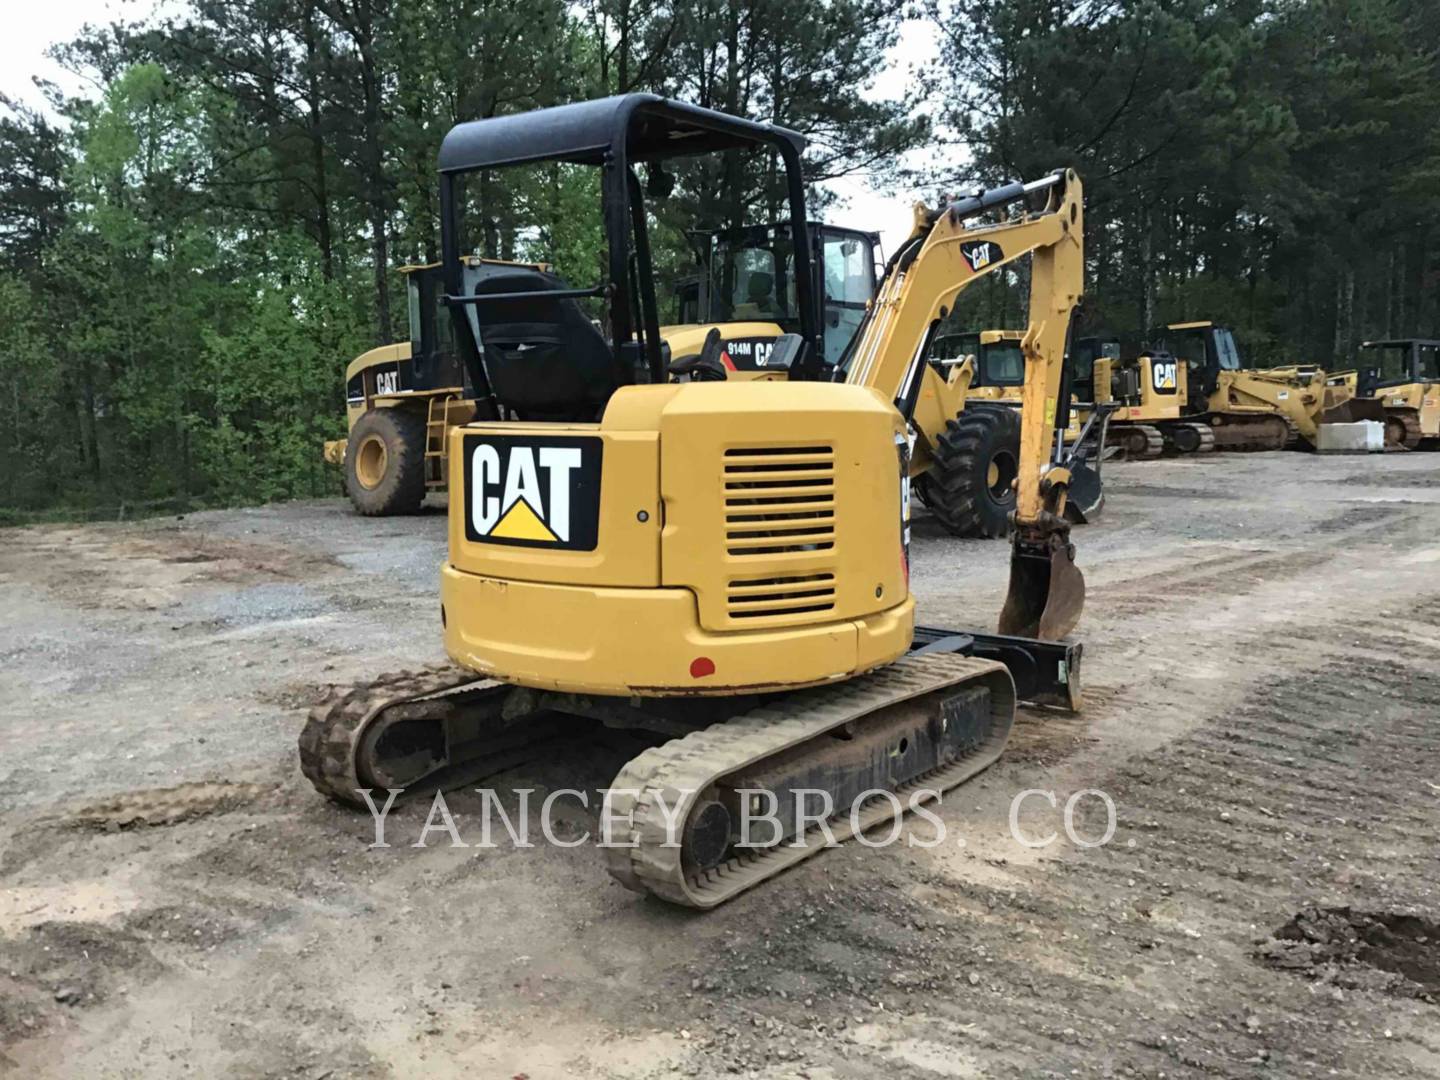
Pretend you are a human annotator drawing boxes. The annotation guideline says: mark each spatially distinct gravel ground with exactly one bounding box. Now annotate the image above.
[1,449,1439,1078]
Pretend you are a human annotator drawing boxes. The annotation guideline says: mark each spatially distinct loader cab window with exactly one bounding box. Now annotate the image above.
[1369,344,1409,382]
[1213,328,1242,371]
[1419,345,1440,381]
[709,227,797,324]
[1157,327,1210,373]
[405,266,462,391]
[929,331,977,367]
[980,340,1025,387]
[1376,348,1399,383]
[701,223,877,367]
[407,275,424,355]
[819,228,878,365]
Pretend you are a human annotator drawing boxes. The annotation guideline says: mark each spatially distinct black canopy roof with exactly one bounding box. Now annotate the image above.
[437,93,806,174]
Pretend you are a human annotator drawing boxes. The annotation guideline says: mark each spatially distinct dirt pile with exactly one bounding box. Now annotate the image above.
[1259,906,1440,1000]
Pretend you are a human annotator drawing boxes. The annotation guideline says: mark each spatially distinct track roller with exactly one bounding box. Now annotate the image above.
[1109,424,1164,459]
[1163,422,1217,455]
[1383,410,1423,450]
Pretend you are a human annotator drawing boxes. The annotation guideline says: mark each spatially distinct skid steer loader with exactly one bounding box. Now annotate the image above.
[301,94,1091,908]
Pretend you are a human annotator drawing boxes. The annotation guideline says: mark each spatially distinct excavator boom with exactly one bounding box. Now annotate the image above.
[843,169,1087,639]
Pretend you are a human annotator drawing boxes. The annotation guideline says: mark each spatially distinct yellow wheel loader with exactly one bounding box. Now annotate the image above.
[328,227,882,515]
[922,328,1111,528]
[325,258,525,515]
[301,95,1091,908]
[662,221,882,375]
[1353,339,1440,449]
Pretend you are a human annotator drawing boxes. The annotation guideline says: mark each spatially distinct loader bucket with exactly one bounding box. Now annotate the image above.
[998,530,1085,641]
[1321,398,1386,425]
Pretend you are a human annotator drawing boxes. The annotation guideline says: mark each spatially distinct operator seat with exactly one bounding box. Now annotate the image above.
[732,271,778,320]
[471,268,627,421]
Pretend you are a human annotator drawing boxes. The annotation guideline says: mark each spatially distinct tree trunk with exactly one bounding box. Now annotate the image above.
[1140,205,1155,332]
[327,0,392,342]
[302,4,335,281]
[617,0,631,92]
[1333,266,1354,362]
[721,0,744,230]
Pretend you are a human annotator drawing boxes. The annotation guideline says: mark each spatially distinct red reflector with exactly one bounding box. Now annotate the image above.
[689,657,716,679]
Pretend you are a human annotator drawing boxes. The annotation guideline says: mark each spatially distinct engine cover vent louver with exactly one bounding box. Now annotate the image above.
[722,445,836,558]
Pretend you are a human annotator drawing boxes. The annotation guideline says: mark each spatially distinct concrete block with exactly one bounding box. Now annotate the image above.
[1315,420,1384,453]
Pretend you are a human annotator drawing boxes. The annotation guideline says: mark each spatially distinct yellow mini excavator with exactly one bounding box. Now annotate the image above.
[301,95,1089,908]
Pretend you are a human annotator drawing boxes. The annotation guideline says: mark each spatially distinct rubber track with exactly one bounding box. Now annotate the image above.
[1205,414,1288,452]
[298,664,502,805]
[1386,409,1423,450]
[604,653,1014,908]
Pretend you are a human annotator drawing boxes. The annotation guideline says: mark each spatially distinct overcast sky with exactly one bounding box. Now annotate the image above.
[2,2,941,252]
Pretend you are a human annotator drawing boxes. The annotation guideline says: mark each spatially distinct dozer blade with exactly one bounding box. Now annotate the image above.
[998,531,1085,641]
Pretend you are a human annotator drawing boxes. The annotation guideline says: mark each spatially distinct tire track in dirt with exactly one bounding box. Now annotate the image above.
[663,599,1440,1079]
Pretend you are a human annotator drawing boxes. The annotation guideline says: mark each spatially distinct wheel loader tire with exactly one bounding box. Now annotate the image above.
[922,405,1021,539]
[345,408,427,516]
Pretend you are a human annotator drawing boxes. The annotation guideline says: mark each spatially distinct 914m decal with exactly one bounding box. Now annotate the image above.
[463,434,602,550]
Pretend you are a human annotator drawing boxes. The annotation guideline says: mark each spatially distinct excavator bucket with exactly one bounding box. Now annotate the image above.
[1062,461,1103,524]
[998,530,1086,641]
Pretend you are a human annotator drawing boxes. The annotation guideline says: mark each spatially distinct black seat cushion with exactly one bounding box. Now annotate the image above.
[472,268,625,420]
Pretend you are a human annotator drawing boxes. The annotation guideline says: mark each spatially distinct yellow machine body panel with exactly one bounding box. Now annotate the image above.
[1376,382,1440,436]
[660,321,785,362]
[910,364,973,473]
[441,381,914,697]
[1208,369,1314,418]
[343,343,411,429]
[1092,355,1186,421]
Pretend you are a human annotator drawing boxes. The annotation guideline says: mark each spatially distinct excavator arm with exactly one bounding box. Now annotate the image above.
[842,169,1087,640]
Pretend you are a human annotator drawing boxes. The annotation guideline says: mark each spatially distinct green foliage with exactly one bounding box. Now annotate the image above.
[195,253,365,504]
[5,0,1435,519]
[929,0,1440,365]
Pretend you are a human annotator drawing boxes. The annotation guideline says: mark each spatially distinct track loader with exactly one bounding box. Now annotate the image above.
[301,95,1090,908]
[1094,321,1346,455]
[1351,339,1440,449]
